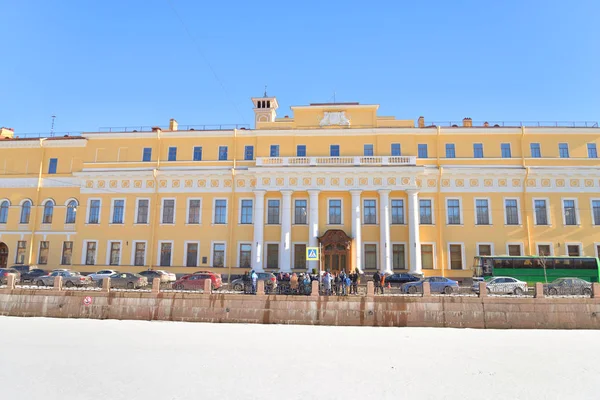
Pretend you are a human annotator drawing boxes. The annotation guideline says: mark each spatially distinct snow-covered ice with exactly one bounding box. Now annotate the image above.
[0,316,598,400]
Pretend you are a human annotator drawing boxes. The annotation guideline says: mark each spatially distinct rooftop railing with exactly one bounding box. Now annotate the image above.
[9,132,82,139]
[430,121,599,128]
[97,124,251,133]
[255,156,417,167]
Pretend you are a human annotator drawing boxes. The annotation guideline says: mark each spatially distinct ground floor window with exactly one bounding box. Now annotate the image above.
[266,244,279,269]
[537,244,551,257]
[15,241,26,264]
[478,244,491,256]
[239,244,251,268]
[421,244,434,269]
[449,244,463,270]
[294,244,306,270]
[364,244,377,270]
[567,244,580,257]
[134,242,145,266]
[86,242,97,265]
[508,244,522,256]
[109,242,121,266]
[61,241,73,265]
[213,243,225,267]
[38,241,49,265]
[160,243,172,267]
[392,244,405,270]
[186,243,198,267]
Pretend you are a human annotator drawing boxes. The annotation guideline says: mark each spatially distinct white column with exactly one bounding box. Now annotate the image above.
[378,189,392,274]
[252,190,266,272]
[407,189,422,275]
[279,190,293,272]
[308,190,320,272]
[350,190,362,272]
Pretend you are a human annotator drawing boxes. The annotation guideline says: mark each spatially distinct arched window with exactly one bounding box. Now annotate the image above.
[65,200,78,224]
[20,201,31,224]
[43,201,54,224]
[0,201,9,224]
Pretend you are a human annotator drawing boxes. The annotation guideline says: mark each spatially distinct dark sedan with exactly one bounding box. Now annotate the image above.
[385,273,420,288]
[21,268,48,283]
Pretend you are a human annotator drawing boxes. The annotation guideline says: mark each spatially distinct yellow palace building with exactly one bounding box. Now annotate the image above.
[0,96,599,280]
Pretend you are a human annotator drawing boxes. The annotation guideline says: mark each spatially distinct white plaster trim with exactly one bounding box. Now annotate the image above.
[420,242,437,270]
[362,242,378,270]
[237,241,252,268]
[210,241,227,268]
[263,241,279,269]
[131,240,147,267]
[106,240,123,266]
[109,198,126,225]
[157,240,174,267]
[506,242,524,256]
[212,198,228,225]
[473,197,492,226]
[503,197,521,226]
[186,197,202,225]
[183,241,201,267]
[445,197,463,226]
[591,198,600,226]
[561,197,580,226]
[266,198,281,225]
[362,197,378,225]
[134,197,151,224]
[564,242,583,256]
[160,198,176,225]
[535,242,554,256]
[391,241,408,270]
[447,242,466,270]
[293,198,308,225]
[86,198,102,224]
[238,197,253,224]
[81,240,98,266]
[532,197,552,226]
[419,197,435,225]
[291,242,308,270]
[476,242,495,256]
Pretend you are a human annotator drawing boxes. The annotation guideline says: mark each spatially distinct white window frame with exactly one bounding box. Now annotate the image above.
[590,198,600,226]
[186,197,202,225]
[160,198,176,225]
[327,198,344,225]
[535,242,554,256]
[532,197,551,226]
[503,197,521,226]
[390,198,406,225]
[419,197,435,225]
[473,197,492,226]
[81,240,98,265]
[293,198,308,225]
[362,197,378,225]
[105,240,123,266]
[157,240,174,267]
[134,197,151,225]
[109,198,126,225]
[564,242,583,257]
[594,242,600,258]
[237,241,253,268]
[238,197,253,225]
[506,242,524,256]
[447,242,466,270]
[210,241,227,267]
[292,241,308,270]
[445,197,463,225]
[183,240,201,267]
[420,242,437,270]
[86,198,102,224]
[476,242,495,256]
[263,241,279,269]
[391,241,408,271]
[265,198,281,225]
[362,242,378,270]
[561,197,580,226]
[131,240,148,267]
[212,198,228,225]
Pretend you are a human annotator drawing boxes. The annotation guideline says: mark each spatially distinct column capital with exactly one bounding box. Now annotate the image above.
[253,189,267,197]
[349,189,363,196]
[377,189,391,195]
[280,190,293,197]
[307,189,320,196]
[406,189,419,196]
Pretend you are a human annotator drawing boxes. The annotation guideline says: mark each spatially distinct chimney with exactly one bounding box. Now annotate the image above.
[0,127,14,139]
[462,118,472,127]
[418,116,425,128]
[169,119,178,131]
[151,126,162,133]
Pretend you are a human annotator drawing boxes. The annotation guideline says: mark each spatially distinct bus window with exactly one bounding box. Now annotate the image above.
[495,258,512,269]
[572,259,584,269]
[523,259,533,267]
[513,259,526,268]
[555,258,570,269]
[582,259,598,270]
[482,259,493,276]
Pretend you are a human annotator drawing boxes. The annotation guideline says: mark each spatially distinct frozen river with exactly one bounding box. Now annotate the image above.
[0,316,598,400]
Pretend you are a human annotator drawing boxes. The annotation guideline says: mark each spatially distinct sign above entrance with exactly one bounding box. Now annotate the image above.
[306,247,319,261]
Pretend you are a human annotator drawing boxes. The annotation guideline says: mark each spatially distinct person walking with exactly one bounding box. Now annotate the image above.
[340,270,347,296]
[290,272,299,294]
[351,271,359,295]
[323,271,332,296]
[251,270,258,295]
[373,270,382,295]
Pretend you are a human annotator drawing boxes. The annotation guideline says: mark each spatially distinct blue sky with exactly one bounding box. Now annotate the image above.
[1,0,598,134]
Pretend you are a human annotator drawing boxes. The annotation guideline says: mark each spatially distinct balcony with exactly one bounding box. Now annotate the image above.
[255,156,417,167]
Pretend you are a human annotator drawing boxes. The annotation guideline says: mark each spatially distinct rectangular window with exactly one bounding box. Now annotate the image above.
[109,242,120,266]
[505,199,519,225]
[85,242,97,265]
[160,243,172,267]
[476,199,490,225]
[162,199,175,224]
[419,199,432,224]
[61,241,73,265]
[188,199,201,224]
[364,244,377,270]
[296,145,306,157]
[239,244,252,268]
[15,241,26,264]
[294,200,307,224]
[564,200,577,225]
[270,145,280,157]
[588,143,598,158]
[212,243,225,267]
[447,199,461,225]
[559,143,569,158]
[445,144,455,158]
[240,200,253,224]
[294,244,306,270]
[363,200,377,224]
[478,244,491,256]
[534,200,548,225]
[330,145,340,157]
[593,200,600,226]
[364,144,374,156]
[501,143,511,158]
[214,200,227,224]
[530,143,541,158]
[136,199,149,224]
[567,245,580,257]
[218,146,228,161]
[266,243,279,269]
[418,144,428,158]
[168,147,177,161]
[88,200,100,224]
[134,242,146,266]
[392,244,405,270]
[186,243,198,267]
[391,143,401,156]
[48,158,58,174]
[473,143,484,158]
[244,145,254,161]
[538,244,551,257]
[38,241,49,265]
[112,200,124,224]
[391,199,404,224]
[421,244,434,269]
[449,244,463,270]
[267,199,280,224]
[193,146,203,161]
[508,244,522,256]
[142,148,152,162]
[328,199,342,225]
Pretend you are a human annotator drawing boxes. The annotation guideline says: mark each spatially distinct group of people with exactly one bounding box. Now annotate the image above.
[320,270,360,296]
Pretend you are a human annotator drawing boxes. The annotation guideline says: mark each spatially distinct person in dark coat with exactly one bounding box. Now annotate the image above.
[373,271,382,294]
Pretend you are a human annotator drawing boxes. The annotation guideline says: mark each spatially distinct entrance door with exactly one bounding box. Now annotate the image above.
[0,243,8,269]
[319,230,352,273]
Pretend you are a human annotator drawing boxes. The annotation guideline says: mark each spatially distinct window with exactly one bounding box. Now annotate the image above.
[20,201,31,224]
[214,199,227,224]
[391,199,404,224]
[593,200,600,225]
[559,143,569,158]
[475,199,490,225]
[213,243,225,267]
[239,244,252,268]
[538,244,551,257]
[0,200,8,223]
[328,199,342,224]
[567,245,580,257]
[88,200,100,224]
[330,145,340,157]
[501,143,511,158]
[530,143,541,158]
[449,244,463,270]
[136,199,149,224]
[112,200,124,224]
[534,200,548,225]
[186,243,198,267]
[267,200,280,224]
[162,199,175,224]
[266,244,279,269]
[240,200,253,224]
[43,201,54,224]
[65,200,77,224]
[392,244,405,270]
[160,243,172,266]
[15,241,26,264]
[421,244,434,269]
[134,242,146,266]
[364,244,377,270]
[168,147,177,161]
[588,143,598,158]
[142,148,152,162]
[508,244,522,256]
[445,144,455,158]
[61,241,73,265]
[563,200,577,225]
[294,244,306,269]
[364,144,374,156]
[478,244,492,256]
[38,241,49,265]
[505,199,519,225]
[188,199,201,224]
[193,146,203,161]
[473,143,483,158]
[218,146,228,161]
[363,200,377,224]
[417,144,428,158]
[48,158,58,174]
[447,199,461,225]
[109,242,121,266]
[244,146,254,161]
[270,145,280,157]
[391,143,401,156]
[419,199,432,224]
[297,145,306,157]
[294,200,307,224]
[85,242,97,265]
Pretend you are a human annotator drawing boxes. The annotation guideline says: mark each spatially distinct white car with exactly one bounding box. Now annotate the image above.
[479,276,528,295]
[87,269,119,281]
[156,270,176,282]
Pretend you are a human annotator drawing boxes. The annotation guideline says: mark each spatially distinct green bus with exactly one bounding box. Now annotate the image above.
[473,256,600,283]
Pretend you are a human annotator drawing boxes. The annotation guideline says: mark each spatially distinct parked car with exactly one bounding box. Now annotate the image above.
[545,277,592,296]
[88,269,119,281]
[21,268,48,283]
[475,277,528,295]
[173,273,222,290]
[385,273,420,287]
[105,273,148,289]
[36,270,93,287]
[401,277,459,294]
[155,270,176,282]
[0,268,21,284]
[138,270,172,284]
[9,265,34,274]
[230,272,277,292]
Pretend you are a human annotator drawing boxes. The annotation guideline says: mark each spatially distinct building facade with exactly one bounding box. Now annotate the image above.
[0,97,599,279]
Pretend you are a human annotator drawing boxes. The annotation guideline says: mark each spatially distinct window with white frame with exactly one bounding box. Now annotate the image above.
[239,243,252,268]
[162,199,175,224]
[112,199,125,224]
[363,199,377,224]
[530,143,541,158]
[445,143,455,158]
[214,199,227,224]
[294,200,307,224]
[160,242,172,266]
[65,200,77,224]
[218,146,228,161]
[212,243,225,267]
[85,242,97,265]
[136,199,149,224]
[534,200,549,225]
[88,200,100,224]
[294,244,306,270]
[475,199,490,225]
[446,199,461,225]
[20,200,31,224]
[61,241,73,265]
[38,241,49,265]
[267,199,280,224]
[391,199,404,224]
[364,144,374,156]
[42,201,54,224]
[508,244,522,256]
[477,244,492,256]
[588,143,598,158]
[0,200,9,224]
[505,199,519,225]
[537,244,551,256]
[593,200,600,226]
[186,243,198,267]
[134,242,146,266]
[392,244,405,270]
[240,199,253,224]
[109,242,121,266]
[188,199,201,224]
[449,244,463,270]
[567,244,581,257]
[328,199,342,224]
[421,244,434,269]
[419,199,432,224]
[559,143,569,158]
[563,199,577,225]
[391,143,401,156]
[501,143,511,158]
[266,243,279,269]
[364,244,377,270]
[473,143,484,158]
[15,241,26,264]
[193,146,202,161]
